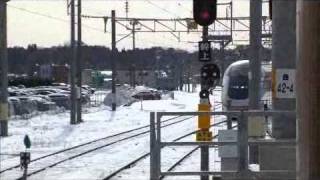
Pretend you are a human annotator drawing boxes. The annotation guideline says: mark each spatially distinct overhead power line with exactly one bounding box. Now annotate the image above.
[8,5,106,33]
[8,4,197,49]
[145,0,180,18]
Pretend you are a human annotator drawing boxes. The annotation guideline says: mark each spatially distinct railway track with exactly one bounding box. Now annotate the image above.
[160,125,238,180]
[0,115,194,180]
[0,102,224,180]
[101,102,225,180]
[102,120,228,180]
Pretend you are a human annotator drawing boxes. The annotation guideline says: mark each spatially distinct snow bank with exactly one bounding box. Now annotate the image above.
[103,86,136,107]
[103,85,159,107]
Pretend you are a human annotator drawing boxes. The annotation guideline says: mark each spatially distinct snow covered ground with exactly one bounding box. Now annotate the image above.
[0,87,225,180]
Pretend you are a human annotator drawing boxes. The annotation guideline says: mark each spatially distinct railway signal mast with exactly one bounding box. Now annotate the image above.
[193,1,219,180]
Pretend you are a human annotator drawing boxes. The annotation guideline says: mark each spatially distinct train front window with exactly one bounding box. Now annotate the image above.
[228,76,248,99]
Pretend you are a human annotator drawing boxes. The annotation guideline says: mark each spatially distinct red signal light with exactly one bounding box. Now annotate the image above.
[193,0,217,26]
[201,11,210,19]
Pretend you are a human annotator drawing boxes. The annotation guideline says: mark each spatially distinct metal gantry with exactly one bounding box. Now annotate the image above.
[81,2,272,48]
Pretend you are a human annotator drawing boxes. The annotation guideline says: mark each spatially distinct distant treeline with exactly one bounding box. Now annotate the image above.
[8,44,271,75]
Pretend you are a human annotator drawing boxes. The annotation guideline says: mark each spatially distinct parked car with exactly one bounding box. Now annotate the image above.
[82,85,95,94]
[132,90,161,100]
[48,93,70,109]
[29,96,56,112]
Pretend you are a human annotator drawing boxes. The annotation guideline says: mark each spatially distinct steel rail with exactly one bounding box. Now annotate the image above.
[160,125,238,180]
[0,115,187,177]
[102,120,228,180]
[14,115,195,180]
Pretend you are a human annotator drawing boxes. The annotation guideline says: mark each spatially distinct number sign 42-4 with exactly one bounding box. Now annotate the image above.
[274,69,295,99]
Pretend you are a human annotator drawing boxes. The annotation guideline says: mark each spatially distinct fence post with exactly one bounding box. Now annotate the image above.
[156,113,162,179]
[227,100,232,129]
[238,111,248,177]
[150,112,156,180]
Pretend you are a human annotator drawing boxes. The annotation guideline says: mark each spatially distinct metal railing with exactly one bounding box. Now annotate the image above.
[150,110,296,180]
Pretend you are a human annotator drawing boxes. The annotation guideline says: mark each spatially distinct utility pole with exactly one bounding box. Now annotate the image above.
[76,0,82,123]
[125,0,129,20]
[111,10,116,111]
[131,20,137,87]
[248,0,262,164]
[70,0,77,124]
[0,0,9,136]
[297,1,320,179]
[132,20,136,49]
[179,60,183,91]
[187,68,190,93]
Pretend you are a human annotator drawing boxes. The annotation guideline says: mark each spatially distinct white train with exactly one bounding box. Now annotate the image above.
[221,60,267,111]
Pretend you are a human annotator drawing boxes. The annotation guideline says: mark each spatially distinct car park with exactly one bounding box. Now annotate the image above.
[6,85,96,116]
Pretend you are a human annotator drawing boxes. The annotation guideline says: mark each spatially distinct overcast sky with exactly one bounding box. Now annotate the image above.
[7,0,269,51]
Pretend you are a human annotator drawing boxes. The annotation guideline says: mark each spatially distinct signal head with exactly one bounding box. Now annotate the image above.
[193,0,217,26]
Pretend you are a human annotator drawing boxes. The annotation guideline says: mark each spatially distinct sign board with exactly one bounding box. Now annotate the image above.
[218,130,237,142]
[198,41,211,62]
[196,130,212,141]
[274,69,296,98]
[219,145,238,158]
[198,104,211,129]
[218,130,238,158]
[248,116,265,137]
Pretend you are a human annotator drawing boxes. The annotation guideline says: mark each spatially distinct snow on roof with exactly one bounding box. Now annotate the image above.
[135,86,157,92]
[100,71,112,76]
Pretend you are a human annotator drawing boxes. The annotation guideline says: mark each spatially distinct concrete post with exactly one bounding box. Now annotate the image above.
[156,113,161,179]
[150,112,157,180]
[258,1,297,176]
[249,0,262,109]
[238,112,248,174]
[111,10,116,111]
[0,0,8,136]
[131,21,136,88]
[76,0,83,123]
[70,0,77,124]
[296,1,320,179]
[248,0,262,164]
[272,0,296,139]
